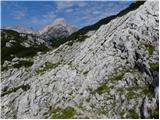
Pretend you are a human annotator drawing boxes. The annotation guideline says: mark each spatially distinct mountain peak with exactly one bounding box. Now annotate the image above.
[52,18,66,26]
[39,18,77,40]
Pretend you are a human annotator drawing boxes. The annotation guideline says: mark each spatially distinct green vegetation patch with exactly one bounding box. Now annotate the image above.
[144,44,155,56]
[1,60,33,71]
[142,85,154,96]
[36,62,60,75]
[126,109,139,119]
[109,73,124,82]
[96,82,108,95]
[13,60,33,68]
[148,106,159,119]
[1,84,30,97]
[127,90,136,99]
[43,106,76,119]
[149,63,159,72]
[1,29,50,65]
[93,73,124,95]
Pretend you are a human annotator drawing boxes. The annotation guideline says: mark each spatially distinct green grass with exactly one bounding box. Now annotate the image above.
[142,85,154,96]
[148,106,159,119]
[93,73,124,95]
[126,109,139,119]
[1,84,30,97]
[109,73,124,82]
[43,106,76,119]
[120,111,125,118]
[117,88,125,94]
[145,44,155,56]
[96,82,108,95]
[149,63,159,72]
[36,62,60,75]
[127,91,135,99]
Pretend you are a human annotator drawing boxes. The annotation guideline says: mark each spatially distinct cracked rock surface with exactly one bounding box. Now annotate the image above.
[1,1,159,119]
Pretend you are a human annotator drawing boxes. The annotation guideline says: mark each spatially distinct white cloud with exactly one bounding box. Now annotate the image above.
[31,11,57,27]
[13,10,26,20]
[56,1,88,10]
[56,1,74,10]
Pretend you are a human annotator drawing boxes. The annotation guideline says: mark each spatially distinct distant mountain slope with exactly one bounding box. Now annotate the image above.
[2,25,39,35]
[1,29,50,69]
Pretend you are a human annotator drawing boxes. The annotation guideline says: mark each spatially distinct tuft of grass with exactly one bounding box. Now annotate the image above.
[126,109,139,119]
[43,106,76,119]
[109,73,124,82]
[127,91,135,99]
[120,111,125,118]
[149,107,159,119]
[1,84,30,97]
[117,88,125,94]
[96,82,108,95]
[149,63,159,72]
[143,44,155,56]
[142,85,154,96]
[93,73,124,95]
[146,45,155,56]
[36,62,60,75]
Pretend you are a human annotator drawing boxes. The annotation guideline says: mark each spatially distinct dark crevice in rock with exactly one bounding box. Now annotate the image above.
[1,84,30,97]
[135,61,151,76]
[151,71,159,89]
[139,97,146,119]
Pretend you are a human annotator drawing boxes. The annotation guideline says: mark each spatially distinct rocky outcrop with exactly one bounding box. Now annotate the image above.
[39,18,77,41]
[1,1,159,119]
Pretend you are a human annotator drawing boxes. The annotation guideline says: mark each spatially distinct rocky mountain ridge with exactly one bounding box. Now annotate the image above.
[39,18,77,41]
[2,19,77,41]
[2,25,39,35]
[1,0,159,119]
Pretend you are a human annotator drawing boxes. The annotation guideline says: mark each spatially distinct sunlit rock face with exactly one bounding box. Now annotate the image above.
[1,1,159,119]
[39,18,77,41]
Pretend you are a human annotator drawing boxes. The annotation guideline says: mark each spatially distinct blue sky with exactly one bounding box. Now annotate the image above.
[1,1,133,29]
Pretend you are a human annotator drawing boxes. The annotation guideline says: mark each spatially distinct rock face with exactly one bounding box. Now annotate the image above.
[2,25,39,35]
[1,1,159,119]
[39,18,77,41]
